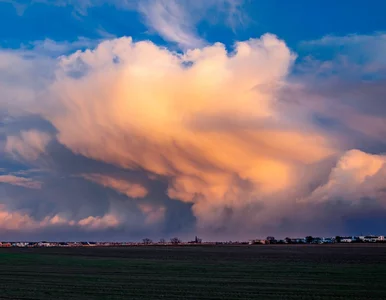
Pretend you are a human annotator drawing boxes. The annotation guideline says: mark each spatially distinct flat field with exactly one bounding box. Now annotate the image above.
[1,244,386,299]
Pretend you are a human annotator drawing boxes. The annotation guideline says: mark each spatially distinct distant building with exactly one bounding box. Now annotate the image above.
[362,236,379,243]
[249,239,263,245]
[14,242,28,247]
[340,236,361,243]
[341,237,354,243]
[38,241,52,247]
[321,238,333,244]
[312,237,322,244]
[195,236,202,244]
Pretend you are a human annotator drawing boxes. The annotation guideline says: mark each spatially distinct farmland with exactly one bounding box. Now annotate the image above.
[0,244,386,299]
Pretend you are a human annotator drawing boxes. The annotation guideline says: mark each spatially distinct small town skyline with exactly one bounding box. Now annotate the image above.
[1,234,385,247]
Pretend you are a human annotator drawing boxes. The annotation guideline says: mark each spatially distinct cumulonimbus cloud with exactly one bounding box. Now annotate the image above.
[2,32,386,238]
[29,34,340,231]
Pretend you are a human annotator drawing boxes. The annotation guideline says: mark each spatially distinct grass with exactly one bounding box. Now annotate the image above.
[0,245,386,299]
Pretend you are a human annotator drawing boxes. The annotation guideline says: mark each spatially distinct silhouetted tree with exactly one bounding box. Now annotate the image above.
[284,237,292,244]
[305,236,314,244]
[170,237,181,244]
[142,238,152,245]
[335,236,341,243]
[266,236,276,244]
[159,238,166,244]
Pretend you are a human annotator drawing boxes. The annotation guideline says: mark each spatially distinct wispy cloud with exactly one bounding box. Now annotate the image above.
[138,0,246,48]
[5,130,51,162]
[300,33,386,67]
[138,0,204,48]
[2,0,246,49]
[301,32,386,46]
[26,38,100,56]
[81,173,148,198]
[0,0,134,16]
[0,0,27,15]
[0,174,42,189]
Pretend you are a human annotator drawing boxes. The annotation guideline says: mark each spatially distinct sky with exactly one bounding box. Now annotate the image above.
[1,0,386,241]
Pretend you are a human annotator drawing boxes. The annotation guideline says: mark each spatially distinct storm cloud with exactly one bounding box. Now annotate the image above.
[1,32,386,240]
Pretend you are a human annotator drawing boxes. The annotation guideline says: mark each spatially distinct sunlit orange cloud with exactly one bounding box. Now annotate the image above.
[77,214,120,230]
[0,175,42,189]
[0,205,38,231]
[0,205,121,231]
[302,149,386,205]
[81,173,148,198]
[34,34,338,229]
[137,203,166,225]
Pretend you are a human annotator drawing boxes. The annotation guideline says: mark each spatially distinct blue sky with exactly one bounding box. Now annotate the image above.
[1,0,386,241]
[2,0,386,53]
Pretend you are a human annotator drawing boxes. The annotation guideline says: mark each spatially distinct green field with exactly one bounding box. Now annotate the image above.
[0,244,386,299]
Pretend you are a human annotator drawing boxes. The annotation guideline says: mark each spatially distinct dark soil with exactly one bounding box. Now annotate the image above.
[0,244,385,299]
